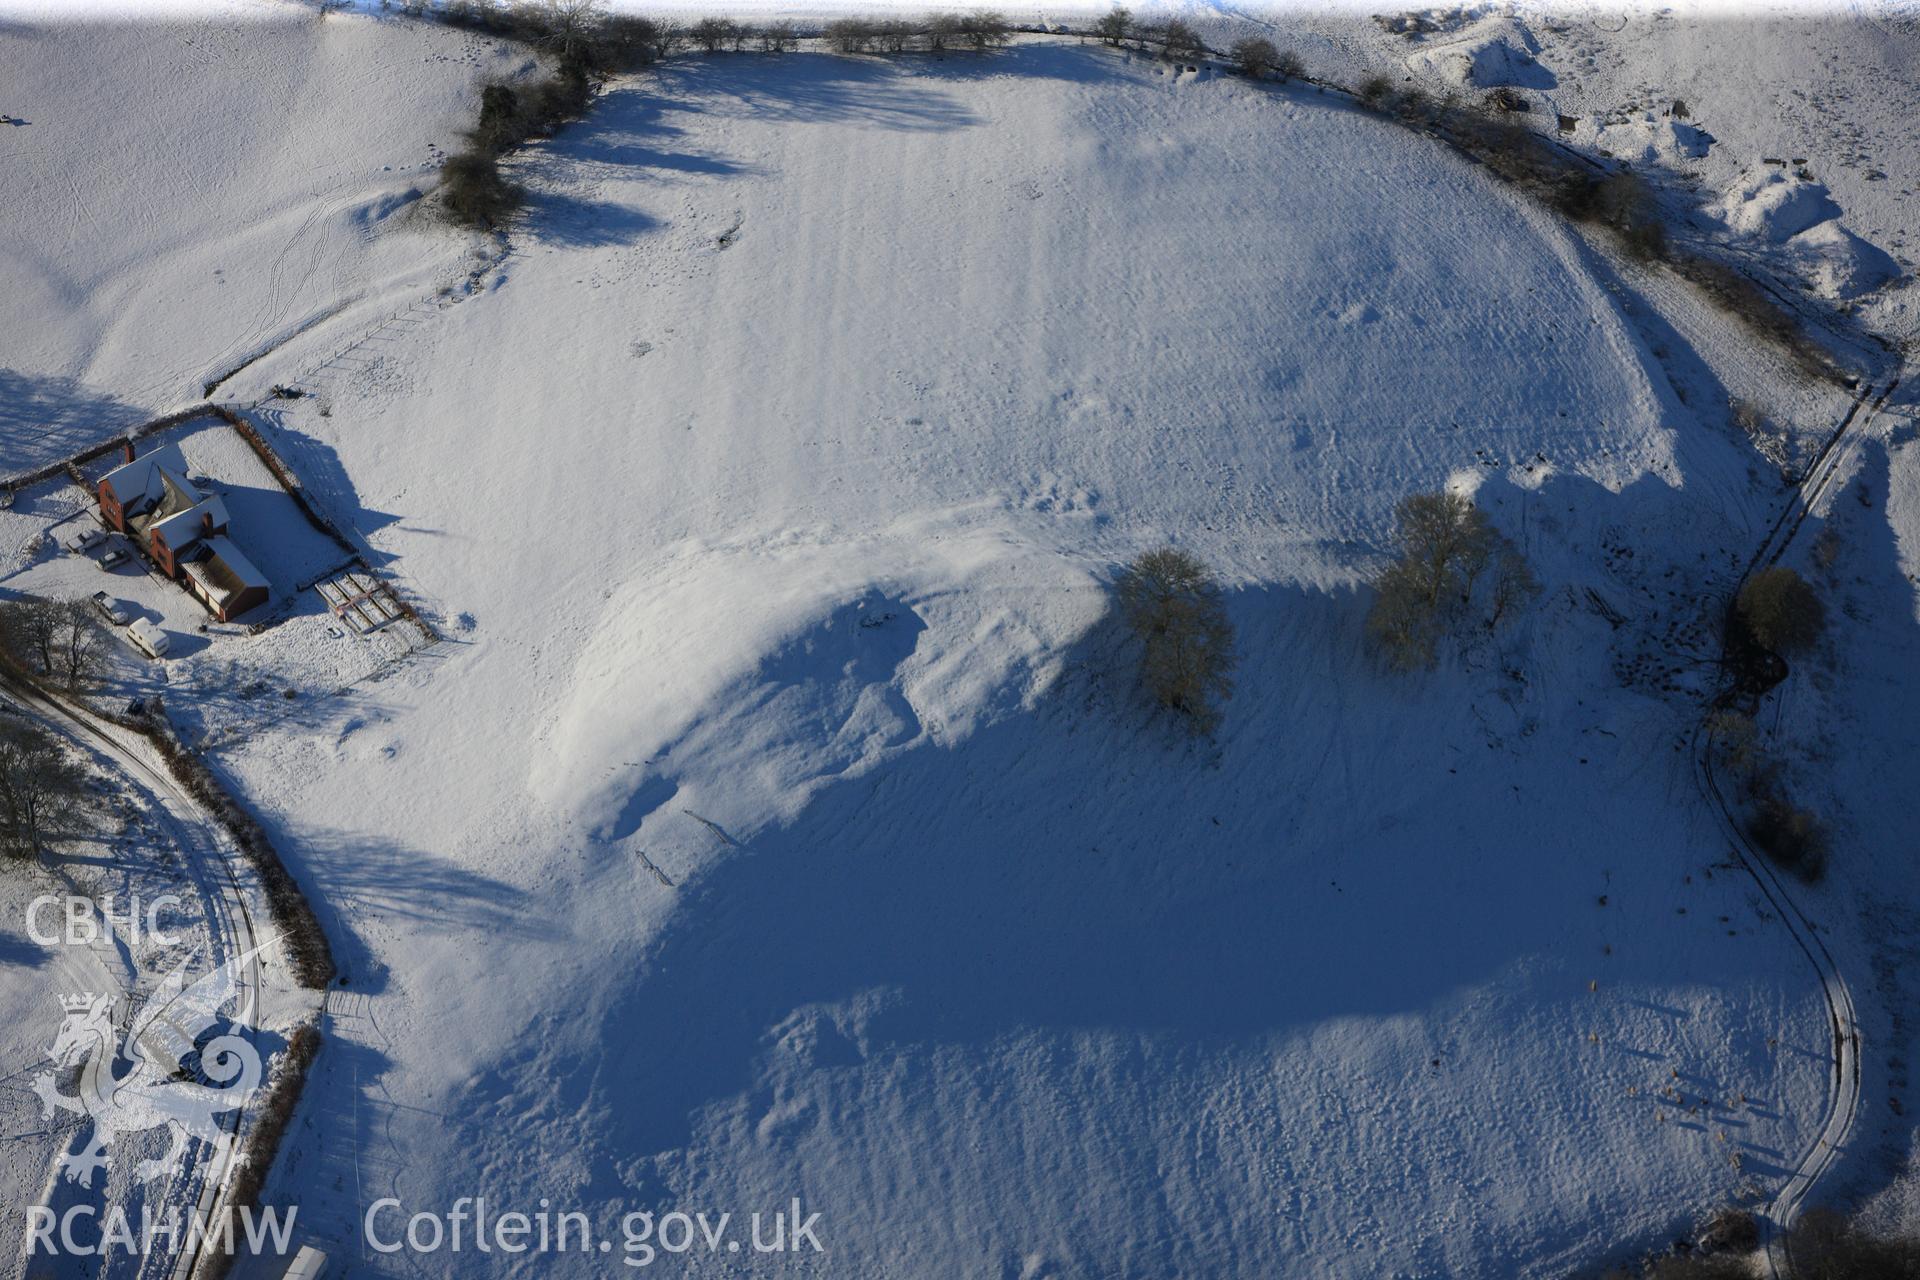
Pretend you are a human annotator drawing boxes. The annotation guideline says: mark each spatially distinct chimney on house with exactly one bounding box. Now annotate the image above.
[123,440,136,464]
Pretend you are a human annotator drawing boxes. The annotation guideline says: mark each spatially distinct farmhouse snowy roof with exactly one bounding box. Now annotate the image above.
[149,494,231,550]
[98,442,193,515]
[182,536,267,605]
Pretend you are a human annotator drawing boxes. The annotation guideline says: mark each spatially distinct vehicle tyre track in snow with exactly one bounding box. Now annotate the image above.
[0,678,266,1280]
[1694,364,1903,1277]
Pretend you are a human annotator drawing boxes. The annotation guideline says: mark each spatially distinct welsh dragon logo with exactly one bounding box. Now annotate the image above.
[33,940,275,1188]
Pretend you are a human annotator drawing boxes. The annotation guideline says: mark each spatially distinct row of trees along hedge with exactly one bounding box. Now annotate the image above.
[822,12,1012,53]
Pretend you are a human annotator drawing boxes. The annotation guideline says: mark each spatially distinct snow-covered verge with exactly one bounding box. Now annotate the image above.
[4,6,1915,1277]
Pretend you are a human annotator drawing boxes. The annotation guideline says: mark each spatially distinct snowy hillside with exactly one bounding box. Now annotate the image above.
[3,5,1916,1278]
[0,1,513,422]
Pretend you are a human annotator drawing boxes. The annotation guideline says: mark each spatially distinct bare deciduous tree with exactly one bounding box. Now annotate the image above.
[760,19,797,52]
[690,16,737,53]
[1230,36,1278,77]
[958,9,1012,50]
[0,600,60,676]
[1116,548,1237,736]
[1159,18,1204,62]
[1488,545,1541,628]
[57,603,105,689]
[1367,490,1536,671]
[1094,6,1132,45]
[875,17,914,52]
[824,16,876,52]
[0,723,83,860]
[1365,559,1441,672]
[525,0,607,64]
[925,12,961,50]
[1392,491,1497,612]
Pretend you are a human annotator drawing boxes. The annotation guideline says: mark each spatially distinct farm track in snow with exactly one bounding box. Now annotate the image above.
[1,676,266,1280]
[1695,363,1904,1277]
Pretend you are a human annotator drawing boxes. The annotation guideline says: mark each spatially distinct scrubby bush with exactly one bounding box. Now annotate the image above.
[1230,36,1278,77]
[1673,253,1828,376]
[1699,1208,1759,1254]
[1094,5,1132,45]
[468,82,523,154]
[1633,1256,1749,1279]
[1116,548,1237,736]
[1706,709,1763,777]
[440,151,523,229]
[1484,85,1528,113]
[1584,168,1668,260]
[523,60,593,126]
[1747,791,1829,879]
[592,14,678,66]
[1358,72,1394,104]
[1272,49,1305,80]
[1394,84,1436,122]
[1738,565,1825,655]
[1730,396,1769,439]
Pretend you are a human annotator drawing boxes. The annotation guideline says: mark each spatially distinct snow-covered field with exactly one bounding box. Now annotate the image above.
[2,3,1917,1277]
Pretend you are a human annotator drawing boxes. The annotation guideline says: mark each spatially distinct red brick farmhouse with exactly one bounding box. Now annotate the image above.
[97,441,270,622]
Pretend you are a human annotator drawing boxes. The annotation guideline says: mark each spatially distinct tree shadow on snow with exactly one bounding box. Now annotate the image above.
[583,545,1808,1163]
[643,51,988,133]
[519,189,662,250]
[0,369,149,481]
[275,826,551,997]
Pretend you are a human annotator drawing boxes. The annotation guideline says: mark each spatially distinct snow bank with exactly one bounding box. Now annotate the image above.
[1579,112,1714,166]
[534,516,1100,840]
[1792,220,1901,300]
[1709,167,1899,299]
[1407,18,1555,89]
[1714,168,1843,243]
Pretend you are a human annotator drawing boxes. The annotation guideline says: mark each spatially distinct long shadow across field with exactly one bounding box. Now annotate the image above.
[587,505,1818,1168]
[0,369,147,479]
